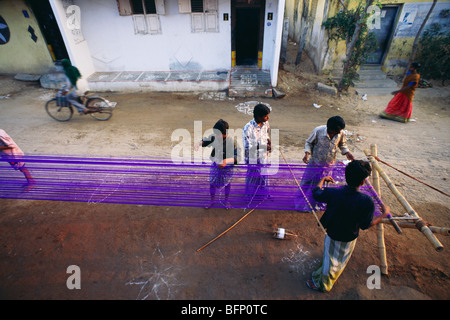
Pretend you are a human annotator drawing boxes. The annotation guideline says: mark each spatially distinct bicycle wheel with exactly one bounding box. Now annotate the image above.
[86,98,113,121]
[45,98,73,122]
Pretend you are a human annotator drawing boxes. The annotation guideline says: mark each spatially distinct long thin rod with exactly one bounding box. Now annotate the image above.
[196,200,264,252]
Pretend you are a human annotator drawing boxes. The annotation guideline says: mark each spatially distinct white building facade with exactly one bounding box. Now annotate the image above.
[47,0,285,92]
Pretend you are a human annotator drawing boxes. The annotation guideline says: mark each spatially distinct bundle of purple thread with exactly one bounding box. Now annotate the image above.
[0,154,383,216]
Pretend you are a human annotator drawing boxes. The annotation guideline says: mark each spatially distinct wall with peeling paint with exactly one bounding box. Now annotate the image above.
[285,0,450,76]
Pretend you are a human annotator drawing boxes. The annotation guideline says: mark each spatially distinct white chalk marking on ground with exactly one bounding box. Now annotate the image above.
[281,239,320,276]
[126,247,184,300]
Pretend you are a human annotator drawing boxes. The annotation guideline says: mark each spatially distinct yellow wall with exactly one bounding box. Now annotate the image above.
[319,0,449,75]
[382,38,416,75]
[0,0,55,74]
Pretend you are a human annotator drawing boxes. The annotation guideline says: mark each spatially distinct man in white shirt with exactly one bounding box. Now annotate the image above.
[295,116,354,211]
[243,104,271,200]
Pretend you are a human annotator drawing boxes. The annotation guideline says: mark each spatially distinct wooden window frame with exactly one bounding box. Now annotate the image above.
[179,0,219,33]
[117,0,165,35]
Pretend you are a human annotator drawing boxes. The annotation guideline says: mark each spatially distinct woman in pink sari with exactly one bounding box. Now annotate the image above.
[380,63,420,123]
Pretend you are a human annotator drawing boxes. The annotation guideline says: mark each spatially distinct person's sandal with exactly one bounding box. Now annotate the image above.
[306,279,319,291]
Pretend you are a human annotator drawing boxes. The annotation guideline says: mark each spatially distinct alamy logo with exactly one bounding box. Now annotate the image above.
[170,121,280,174]
[366,265,381,289]
[367,5,381,30]
[66,5,81,30]
[66,265,81,289]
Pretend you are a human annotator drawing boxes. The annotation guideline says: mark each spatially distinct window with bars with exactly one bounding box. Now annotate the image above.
[117,0,165,34]
[130,0,157,14]
[190,0,203,13]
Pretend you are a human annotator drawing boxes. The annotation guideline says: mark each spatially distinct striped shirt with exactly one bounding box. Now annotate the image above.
[305,125,349,165]
[243,119,270,164]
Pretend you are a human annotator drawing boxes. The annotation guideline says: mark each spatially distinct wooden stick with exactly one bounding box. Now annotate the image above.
[387,216,420,220]
[380,220,450,236]
[364,149,444,252]
[196,201,263,252]
[371,155,449,198]
[279,149,327,235]
[371,144,388,275]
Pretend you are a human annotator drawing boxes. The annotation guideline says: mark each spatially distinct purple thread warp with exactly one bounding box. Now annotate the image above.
[0,154,383,215]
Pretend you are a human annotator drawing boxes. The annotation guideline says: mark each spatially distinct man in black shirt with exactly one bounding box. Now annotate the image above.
[195,119,237,209]
[306,160,389,292]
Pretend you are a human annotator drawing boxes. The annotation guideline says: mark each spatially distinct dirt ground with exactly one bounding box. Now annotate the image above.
[0,43,449,303]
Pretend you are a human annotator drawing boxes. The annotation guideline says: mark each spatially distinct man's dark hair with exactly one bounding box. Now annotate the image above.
[253,104,271,119]
[213,119,229,135]
[345,160,372,187]
[327,116,345,132]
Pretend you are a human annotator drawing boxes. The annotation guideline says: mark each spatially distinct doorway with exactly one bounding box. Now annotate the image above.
[365,5,399,64]
[232,0,265,66]
[27,0,69,61]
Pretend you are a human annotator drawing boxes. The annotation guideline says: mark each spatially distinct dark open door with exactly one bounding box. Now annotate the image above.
[365,6,399,64]
[235,8,260,65]
[27,0,69,61]
[232,0,265,66]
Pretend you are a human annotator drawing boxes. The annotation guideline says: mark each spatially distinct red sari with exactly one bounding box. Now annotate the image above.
[380,72,420,123]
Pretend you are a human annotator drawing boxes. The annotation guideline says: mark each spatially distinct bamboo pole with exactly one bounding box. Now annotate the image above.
[364,149,444,252]
[380,220,450,236]
[371,144,388,275]
[365,179,402,234]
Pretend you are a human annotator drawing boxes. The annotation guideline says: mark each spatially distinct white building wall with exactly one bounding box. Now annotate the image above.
[268,0,285,86]
[49,0,96,93]
[48,0,284,91]
[77,0,232,72]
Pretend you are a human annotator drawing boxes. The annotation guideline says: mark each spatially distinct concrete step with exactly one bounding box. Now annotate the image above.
[229,68,272,97]
[355,87,396,96]
[357,69,388,81]
[354,78,397,88]
[359,64,383,70]
[229,86,273,97]
[354,65,399,95]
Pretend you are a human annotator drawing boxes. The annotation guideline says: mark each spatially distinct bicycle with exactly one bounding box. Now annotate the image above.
[45,86,115,122]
